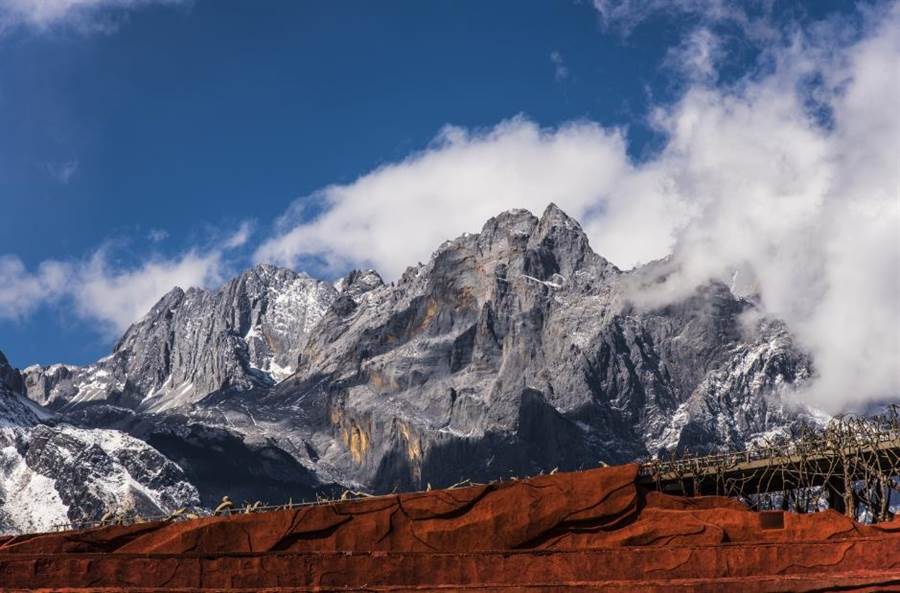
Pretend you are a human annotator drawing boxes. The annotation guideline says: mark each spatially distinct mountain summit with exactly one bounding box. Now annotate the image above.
[10,206,821,528]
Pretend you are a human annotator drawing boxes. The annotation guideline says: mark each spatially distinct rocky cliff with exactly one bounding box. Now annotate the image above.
[14,205,823,524]
[0,351,199,533]
[23,265,341,412]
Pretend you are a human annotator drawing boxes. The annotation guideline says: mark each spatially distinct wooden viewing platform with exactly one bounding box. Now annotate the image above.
[638,426,900,517]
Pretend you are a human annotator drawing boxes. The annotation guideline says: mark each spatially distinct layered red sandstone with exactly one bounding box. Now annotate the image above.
[1,464,899,592]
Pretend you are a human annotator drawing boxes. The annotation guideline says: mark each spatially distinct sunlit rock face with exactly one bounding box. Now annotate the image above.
[15,205,821,516]
[22,264,340,413]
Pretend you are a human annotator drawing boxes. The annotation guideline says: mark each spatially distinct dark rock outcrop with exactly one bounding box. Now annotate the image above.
[0,352,24,397]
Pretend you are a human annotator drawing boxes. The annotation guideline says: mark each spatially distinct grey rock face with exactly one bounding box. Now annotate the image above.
[0,351,199,534]
[0,351,24,397]
[17,205,823,507]
[24,264,339,412]
[242,204,820,493]
[0,351,44,428]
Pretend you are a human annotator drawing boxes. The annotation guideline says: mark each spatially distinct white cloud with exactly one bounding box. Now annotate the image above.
[591,0,777,42]
[256,3,900,412]
[255,119,669,278]
[0,256,70,320]
[0,221,247,335]
[550,50,569,81]
[223,220,253,249]
[629,3,900,412]
[0,0,183,32]
[664,28,722,82]
[71,247,223,334]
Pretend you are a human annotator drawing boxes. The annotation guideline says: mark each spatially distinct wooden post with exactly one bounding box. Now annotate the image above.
[842,465,856,519]
[827,479,846,515]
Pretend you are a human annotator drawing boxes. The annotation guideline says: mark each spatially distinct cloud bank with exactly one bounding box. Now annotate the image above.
[255,119,664,277]
[0,224,248,336]
[2,1,896,412]
[256,3,900,412]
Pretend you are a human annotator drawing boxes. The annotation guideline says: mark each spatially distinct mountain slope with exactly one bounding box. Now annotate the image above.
[23,265,345,413]
[0,351,199,534]
[18,205,823,507]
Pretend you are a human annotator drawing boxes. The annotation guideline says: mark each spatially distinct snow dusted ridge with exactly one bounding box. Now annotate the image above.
[0,351,199,534]
[11,206,829,516]
[646,319,826,455]
[23,264,358,413]
[242,266,339,381]
[0,425,199,534]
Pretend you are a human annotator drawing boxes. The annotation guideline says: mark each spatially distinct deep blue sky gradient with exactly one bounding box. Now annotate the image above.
[0,1,859,366]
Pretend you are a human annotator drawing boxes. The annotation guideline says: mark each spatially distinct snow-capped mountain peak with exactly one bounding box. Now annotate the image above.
[23,264,341,413]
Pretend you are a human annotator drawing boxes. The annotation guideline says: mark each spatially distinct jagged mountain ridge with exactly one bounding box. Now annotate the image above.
[241,205,820,491]
[18,205,822,510]
[0,351,199,534]
[24,265,350,412]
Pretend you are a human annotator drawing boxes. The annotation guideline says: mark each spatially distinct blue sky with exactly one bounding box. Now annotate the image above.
[2,1,662,257]
[0,1,669,365]
[0,1,897,412]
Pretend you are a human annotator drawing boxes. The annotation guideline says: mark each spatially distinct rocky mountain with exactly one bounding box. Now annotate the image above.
[24,265,342,413]
[0,351,44,428]
[0,351,199,534]
[15,205,824,523]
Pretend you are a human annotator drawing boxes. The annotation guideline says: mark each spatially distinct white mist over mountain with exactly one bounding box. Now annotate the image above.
[1,3,896,413]
[256,5,900,412]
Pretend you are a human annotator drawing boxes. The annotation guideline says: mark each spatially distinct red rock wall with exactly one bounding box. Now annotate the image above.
[1,463,899,592]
